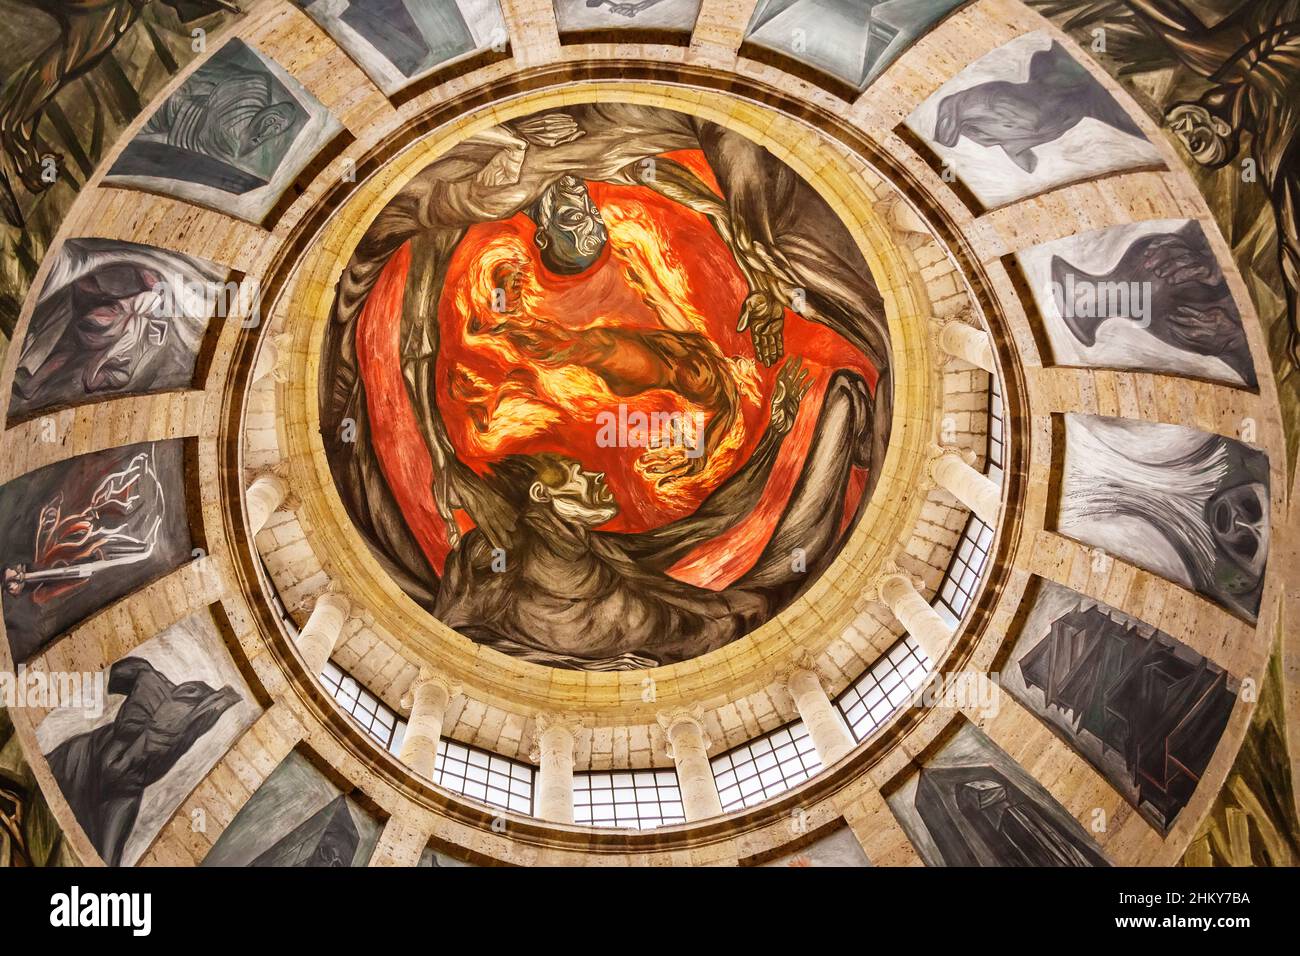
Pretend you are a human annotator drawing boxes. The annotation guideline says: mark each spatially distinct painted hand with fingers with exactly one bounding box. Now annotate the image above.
[768,357,813,435]
[738,289,785,367]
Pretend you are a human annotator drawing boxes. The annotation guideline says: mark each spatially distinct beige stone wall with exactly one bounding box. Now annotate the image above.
[0,0,1290,868]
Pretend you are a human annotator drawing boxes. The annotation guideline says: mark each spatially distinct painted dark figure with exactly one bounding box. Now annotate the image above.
[13,261,168,407]
[433,364,871,668]
[45,656,239,866]
[249,795,360,867]
[1050,221,1257,386]
[1063,419,1270,620]
[0,0,240,226]
[140,64,296,168]
[110,42,307,195]
[1017,602,1235,829]
[334,0,471,77]
[914,765,1110,866]
[0,440,191,663]
[933,40,1145,172]
[1114,0,1300,367]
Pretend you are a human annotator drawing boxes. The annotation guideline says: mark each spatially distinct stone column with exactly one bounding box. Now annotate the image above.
[782,658,856,766]
[937,319,996,372]
[658,707,723,822]
[928,445,1001,525]
[399,669,461,780]
[531,713,580,824]
[875,569,954,662]
[295,591,350,678]
[245,473,287,536]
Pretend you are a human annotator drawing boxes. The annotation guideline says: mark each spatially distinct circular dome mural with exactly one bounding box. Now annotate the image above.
[320,102,893,670]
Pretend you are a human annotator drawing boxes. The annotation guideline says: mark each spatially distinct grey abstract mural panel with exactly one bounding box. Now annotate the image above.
[0,439,193,663]
[1059,414,1269,621]
[745,0,967,92]
[887,721,1110,866]
[106,38,342,222]
[554,0,701,34]
[202,750,382,867]
[761,824,871,866]
[292,0,507,96]
[905,31,1162,209]
[1016,219,1256,388]
[8,238,228,424]
[1003,580,1236,832]
[35,609,260,866]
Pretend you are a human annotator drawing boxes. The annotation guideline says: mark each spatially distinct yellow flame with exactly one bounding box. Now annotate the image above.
[443,202,764,512]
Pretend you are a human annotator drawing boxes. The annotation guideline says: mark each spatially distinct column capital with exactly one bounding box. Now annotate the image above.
[776,650,827,693]
[270,331,292,385]
[400,667,461,711]
[933,309,996,372]
[267,459,302,511]
[528,711,583,762]
[311,587,351,618]
[870,561,924,607]
[249,469,288,494]
[656,705,711,754]
[926,442,977,479]
[929,313,962,368]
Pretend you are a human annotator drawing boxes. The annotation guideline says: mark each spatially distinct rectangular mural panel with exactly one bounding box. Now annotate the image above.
[1016,219,1256,388]
[292,0,506,96]
[34,608,260,866]
[761,824,871,866]
[106,38,342,223]
[1002,579,1236,832]
[8,238,229,424]
[745,0,967,93]
[904,31,1162,209]
[886,721,1111,866]
[418,845,474,867]
[0,439,193,662]
[1059,414,1269,621]
[554,0,701,35]
[201,750,382,867]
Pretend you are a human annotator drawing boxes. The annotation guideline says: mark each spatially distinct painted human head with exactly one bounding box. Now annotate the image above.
[238,101,296,157]
[489,452,618,527]
[527,175,608,275]
[1167,91,1237,168]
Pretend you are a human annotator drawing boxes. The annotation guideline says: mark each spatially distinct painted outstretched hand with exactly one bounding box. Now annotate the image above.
[768,357,813,435]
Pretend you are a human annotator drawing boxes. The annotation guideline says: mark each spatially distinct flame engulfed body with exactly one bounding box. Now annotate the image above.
[356,153,875,581]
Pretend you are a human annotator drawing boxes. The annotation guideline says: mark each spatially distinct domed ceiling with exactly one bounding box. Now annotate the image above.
[0,0,1297,874]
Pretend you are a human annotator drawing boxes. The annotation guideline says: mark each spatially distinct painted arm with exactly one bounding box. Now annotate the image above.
[634,157,799,366]
[619,359,812,569]
[399,235,521,551]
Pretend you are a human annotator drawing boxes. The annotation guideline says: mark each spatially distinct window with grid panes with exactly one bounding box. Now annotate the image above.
[434,740,534,815]
[987,371,1005,483]
[710,722,822,812]
[573,769,685,829]
[834,636,931,742]
[320,660,406,754]
[935,514,995,620]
